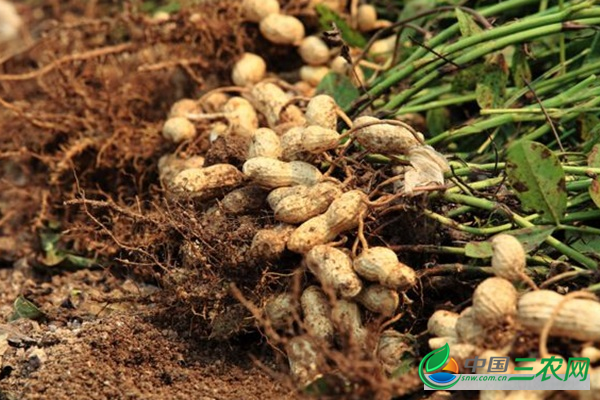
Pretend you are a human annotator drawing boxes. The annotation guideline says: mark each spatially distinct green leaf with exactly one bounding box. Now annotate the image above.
[567,232,600,254]
[316,72,360,110]
[578,114,600,152]
[476,53,508,109]
[40,232,66,266]
[511,46,532,88]
[465,226,554,259]
[455,8,483,37]
[507,225,555,252]
[39,231,96,269]
[589,144,600,209]
[451,64,484,93]
[315,5,366,48]
[465,241,493,258]
[506,140,567,224]
[425,343,450,373]
[10,296,45,322]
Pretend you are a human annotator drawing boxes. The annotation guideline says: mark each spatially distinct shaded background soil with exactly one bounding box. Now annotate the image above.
[0,266,293,400]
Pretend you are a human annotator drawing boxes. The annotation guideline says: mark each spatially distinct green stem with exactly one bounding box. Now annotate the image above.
[405,86,452,106]
[441,192,598,269]
[396,94,477,115]
[562,209,600,223]
[380,11,600,110]
[424,209,520,235]
[447,205,475,218]
[350,0,569,113]
[558,224,600,235]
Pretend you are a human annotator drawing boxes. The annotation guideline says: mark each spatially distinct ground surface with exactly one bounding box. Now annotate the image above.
[0,266,294,400]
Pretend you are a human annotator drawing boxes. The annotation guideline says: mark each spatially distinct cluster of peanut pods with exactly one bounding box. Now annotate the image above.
[156,70,449,385]
[428,235,600,400]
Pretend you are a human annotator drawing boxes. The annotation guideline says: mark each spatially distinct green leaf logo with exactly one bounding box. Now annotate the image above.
[419,343,459,390]
[425,343,450,373]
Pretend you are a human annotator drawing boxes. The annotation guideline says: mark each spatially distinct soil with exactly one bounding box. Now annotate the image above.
[0,266,293,400]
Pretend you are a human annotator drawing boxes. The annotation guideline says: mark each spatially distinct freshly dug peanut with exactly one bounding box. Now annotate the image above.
[491,234,526,282]
[298,36,330,66]
[455,307,486,345]
[368,36,397,62]
[353,247,417,290]
[264,293,296,329]
[324,190,368,233]
[248,224,294,262]
[357,4,377,32]
[304,245,362,298]
[242,157,322,189]
[330,56,365,87]
[220,185,268,215]
[293,80,316,97]
[168,98,200,118]
[268,181,342,224]
[472,277,518,326]
[281,126,310,162]
[158,154,205,185]
[286,336,321,385]
[288,190,367,253]
[356,4,392,32]
[162,117,196,143]
[305,95,337,131]
[353,116,421,154]
[279,104,306,129]
[377,329,410,375]
[427,310,459,338]
[449,343,480,363]
[170,164,244,199]
[259,14,305,45]
[428,336,459,350]
[201,92,229,113]
[301,285,334,343]
[241,0,280,23]
[355,284,399,317]
[267,185,307,210]
[232,53,266,87]
[301,126,340,153]
[331,299,368,346]
[581,346,600,363]
[249,82,295,129]
[248,127,282,159]
[287,214,330,253]
[300,65,330,87]
[222,97,258,138]
[518,290,600,341]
